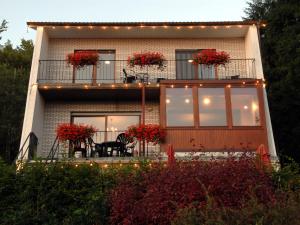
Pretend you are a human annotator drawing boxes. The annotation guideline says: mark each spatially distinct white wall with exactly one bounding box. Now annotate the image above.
[245,25,264,79]
[245,25,278,160]
[19,27,48,159]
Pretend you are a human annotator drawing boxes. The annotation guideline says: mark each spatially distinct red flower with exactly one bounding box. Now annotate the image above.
[66,51,99,68]
[127,52,166,70]
[56,123,96,142]
[192,50,230,66]
[125,124,166,145]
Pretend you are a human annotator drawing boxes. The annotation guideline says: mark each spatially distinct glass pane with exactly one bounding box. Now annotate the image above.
[199,88,227,126]
[176,51,196,79]
[231,88,260,126]
[107,116,140,141]
[199,65,215,79]
[75,65,93,84]
[166,88,194,126]
[97,51,115,83]
[73,117,106,142]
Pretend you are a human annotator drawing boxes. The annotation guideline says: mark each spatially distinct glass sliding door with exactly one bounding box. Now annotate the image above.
[72,114,140,143]
[97,50,115,83]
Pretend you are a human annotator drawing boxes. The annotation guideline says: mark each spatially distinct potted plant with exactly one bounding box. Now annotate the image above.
[192,49,230,66]
[66,51,99,68]
[125,124,166,145]
[127,52,167,70]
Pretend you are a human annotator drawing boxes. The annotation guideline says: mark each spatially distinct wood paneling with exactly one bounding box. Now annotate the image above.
[161,128,268,152]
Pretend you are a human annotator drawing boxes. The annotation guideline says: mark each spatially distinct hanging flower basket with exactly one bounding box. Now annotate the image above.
[127,52,167,70]
[66,51,99,68]
[192,50,230,66]
[125,124,166,145]
[56,123,96,142]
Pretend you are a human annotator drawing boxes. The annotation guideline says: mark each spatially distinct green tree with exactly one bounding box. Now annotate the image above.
[244,0,300,163]
[0,20,8,40]
[0,39,33,163]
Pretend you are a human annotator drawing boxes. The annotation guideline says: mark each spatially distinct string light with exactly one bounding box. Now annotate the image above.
[84,85,88,89]
[213,26,218,29]
[103,164,108,168]
[90,163,93,166]
[163,25,168,29]
[65,26,70,29]
[227,84,231,88]
[127,26,132,30]
[199,84,203,87]
[75,164,78,167]
[171,84,174,88]
[242,81,246,85]
[113,26,120,30]
[188,26,194,29]
[226,25,231,28]
[52,26,55,29]
[185,85,188,88]
[156,83,160,87]
[97,83,101,87]
[238,25,243,28]
[176,26,181,30]
[43,86,48,89]
[111,84,115,88]
[89,26,94,29]
[200,26,206,29]
[102,26,107,30]
[77,26,81,29]
[56,86,62,89]
[151,26,156,29]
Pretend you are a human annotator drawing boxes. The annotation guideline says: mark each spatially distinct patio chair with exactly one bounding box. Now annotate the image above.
[70,140,87,158]
[123,69,136,83]
[115,133,137,157]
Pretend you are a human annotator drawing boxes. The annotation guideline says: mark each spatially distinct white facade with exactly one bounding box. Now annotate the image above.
[20,22,277,160]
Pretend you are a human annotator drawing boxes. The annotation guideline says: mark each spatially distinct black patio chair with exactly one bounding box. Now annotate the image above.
[115,133,137,157]
[123,69,136,83]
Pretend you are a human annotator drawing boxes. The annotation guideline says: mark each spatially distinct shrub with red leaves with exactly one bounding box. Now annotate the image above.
[192,49,230,66]
[109,157,275,225]
[56,123,96,142]
[67,51,99,68]
[125,124,166,145]
[127,52,166,70]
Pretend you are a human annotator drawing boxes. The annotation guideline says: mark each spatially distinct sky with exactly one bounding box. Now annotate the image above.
[1,0,248,46]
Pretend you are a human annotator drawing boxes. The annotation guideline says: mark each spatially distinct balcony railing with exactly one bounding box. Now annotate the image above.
[38,59,256,84]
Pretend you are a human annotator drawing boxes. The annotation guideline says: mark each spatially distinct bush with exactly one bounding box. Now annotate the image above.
[109,156,275,225]
[0,161,137,225]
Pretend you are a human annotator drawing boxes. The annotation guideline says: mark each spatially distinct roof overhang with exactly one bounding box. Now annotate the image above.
[27,21,266,39]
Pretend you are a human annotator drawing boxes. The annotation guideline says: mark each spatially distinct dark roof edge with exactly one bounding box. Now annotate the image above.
[27,20,266,27]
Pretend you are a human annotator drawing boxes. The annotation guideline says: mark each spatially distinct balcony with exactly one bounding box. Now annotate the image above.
[37,59,256,100]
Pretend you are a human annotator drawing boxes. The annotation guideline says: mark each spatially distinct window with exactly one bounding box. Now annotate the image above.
[166,88,194,126]
[198,88,227,126]
[231,88,260,126]
[176,50,215,80]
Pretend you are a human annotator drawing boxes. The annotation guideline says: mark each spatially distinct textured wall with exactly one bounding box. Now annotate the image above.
[40,101,159,157]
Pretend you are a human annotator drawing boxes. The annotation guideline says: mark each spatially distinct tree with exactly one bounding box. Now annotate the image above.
[244,0,300,163]
[0,39,33,162]
[0,20,8,40]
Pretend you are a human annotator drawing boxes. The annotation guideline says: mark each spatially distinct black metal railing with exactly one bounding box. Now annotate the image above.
[15,132,38,166]
[37,59,256,84]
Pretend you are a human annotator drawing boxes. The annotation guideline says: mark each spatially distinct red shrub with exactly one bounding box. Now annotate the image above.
[109,157,275,225]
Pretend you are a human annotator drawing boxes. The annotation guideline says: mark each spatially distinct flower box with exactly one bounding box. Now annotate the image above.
[127,52,166,70]
[192,50,230,66]
[66,51,99,68]
[125,124,166,145]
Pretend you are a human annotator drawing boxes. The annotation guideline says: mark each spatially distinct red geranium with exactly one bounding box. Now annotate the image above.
[66,51,99,68]
[56,123,96,142]
[192,49,230,66]
[127,52,166,70]
[125,124,166,145]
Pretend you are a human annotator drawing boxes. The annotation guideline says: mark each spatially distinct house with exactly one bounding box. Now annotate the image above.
[19,21,277,162]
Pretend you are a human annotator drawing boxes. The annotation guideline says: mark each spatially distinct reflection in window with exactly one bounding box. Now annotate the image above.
[231,88,260,126]
[199,88,227,126]
[166,88,194,126]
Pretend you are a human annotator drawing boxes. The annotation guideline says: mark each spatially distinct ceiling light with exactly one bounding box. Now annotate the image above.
[185,98,190,103]
[203,98,211,105]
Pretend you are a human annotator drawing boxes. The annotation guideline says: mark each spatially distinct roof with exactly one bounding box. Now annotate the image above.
[27,20,266,28]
